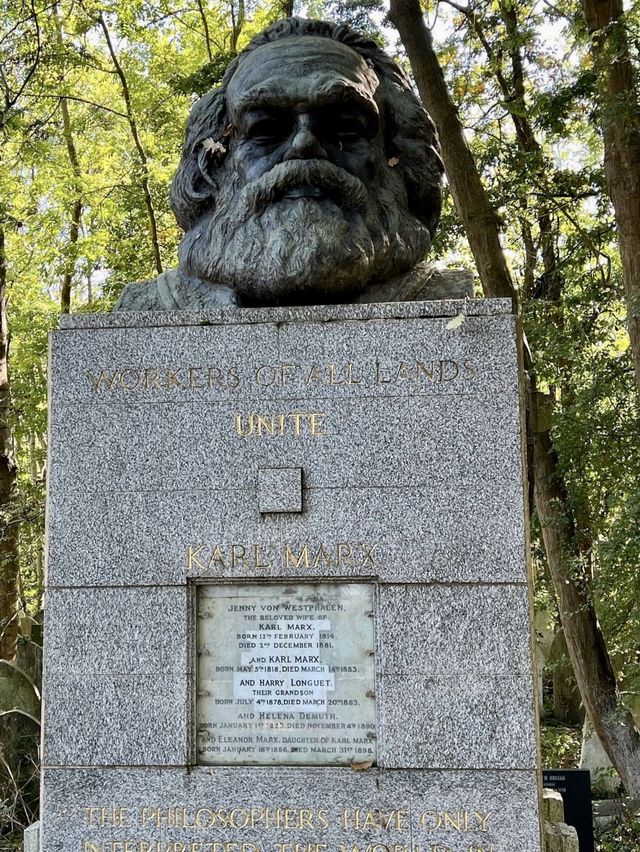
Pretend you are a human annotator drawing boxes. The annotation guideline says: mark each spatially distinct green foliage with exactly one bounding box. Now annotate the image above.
[0,658,41,837]
[427,0,640,704]
[170,52,238,95]
[532,70,598,135]
[540,722,582,769]
[322,0,384,39]
[591,768,624,801]
[595,816,640,852]
[0,833,23,850]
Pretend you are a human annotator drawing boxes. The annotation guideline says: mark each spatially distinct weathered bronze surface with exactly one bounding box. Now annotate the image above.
[116,17,445,310]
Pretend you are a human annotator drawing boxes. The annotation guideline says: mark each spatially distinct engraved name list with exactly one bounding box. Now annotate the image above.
[196,583,376,767]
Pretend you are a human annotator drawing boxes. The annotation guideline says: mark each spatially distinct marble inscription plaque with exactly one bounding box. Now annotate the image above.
[197,582,376,766]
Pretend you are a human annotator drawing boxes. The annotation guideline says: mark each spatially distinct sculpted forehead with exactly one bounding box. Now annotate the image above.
[226,36,380,114]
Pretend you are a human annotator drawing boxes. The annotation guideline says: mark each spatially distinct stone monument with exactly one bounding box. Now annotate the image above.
[39,17,542,852]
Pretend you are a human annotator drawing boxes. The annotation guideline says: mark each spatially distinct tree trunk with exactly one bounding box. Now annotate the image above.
[389,0,640,796]
[54,1,83,314]
[582,0,640,397]
[229,0,245,53]
[532,394,640,794]
[388,0,515,306]
[0,225,20,661]
[196,0,214,62]
[443,0,562,300]
[99,14,163,275]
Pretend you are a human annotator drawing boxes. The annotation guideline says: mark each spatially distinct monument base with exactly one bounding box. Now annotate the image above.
[42,300,542,852]
[42,767,541,851]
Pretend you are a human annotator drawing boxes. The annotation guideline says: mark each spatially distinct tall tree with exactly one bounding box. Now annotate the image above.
[581,0,640,399]
[388,0,640,796]
[0,0,44,661]
[98,12,163,275]
[441,0,562,303]
[53,1,83,314]
[0,224,19,661]
[388,0,514,306]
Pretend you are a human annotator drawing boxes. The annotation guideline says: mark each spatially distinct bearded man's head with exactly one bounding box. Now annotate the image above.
[170,17,444,307]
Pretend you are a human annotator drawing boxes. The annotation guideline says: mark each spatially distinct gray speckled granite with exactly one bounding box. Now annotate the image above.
[377,673,537,769]
[58,298,511,329]
[43,587,188,674]
[374,583,540,767]
[43,673,188,766]
[48,394,522,494]
[376,584,532,676]
[257,467,303,513]
[42,299,541,851]
[42,587,189,766]
[41,766,541,851]
[50,313,518,405]
[46,484,526,587]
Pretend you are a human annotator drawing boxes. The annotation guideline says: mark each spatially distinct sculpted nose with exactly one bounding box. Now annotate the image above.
[284,114,328,160]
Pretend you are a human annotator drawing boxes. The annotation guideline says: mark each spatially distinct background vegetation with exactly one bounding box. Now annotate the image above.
[1,0,639,847]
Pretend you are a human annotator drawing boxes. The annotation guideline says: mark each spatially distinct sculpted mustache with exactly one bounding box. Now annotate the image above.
[242,160,369,214]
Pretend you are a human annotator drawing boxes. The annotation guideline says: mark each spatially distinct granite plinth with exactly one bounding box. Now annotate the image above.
[377,584,533,674]
[47,484,526,587]
[49,396,522,497]
[257,467,303,513]
[376,584,537,769]
[43,300,541,851]
[57,298,511,329]
[41,766,541,852]
[50,314,519,407]
[44,587,188,674]
[47,303,527,591]
[43,587,189,765]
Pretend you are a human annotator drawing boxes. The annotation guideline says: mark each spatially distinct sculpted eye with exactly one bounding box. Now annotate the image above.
[335,117,367,140]
[320,107,376,146]
[248,115,292,144]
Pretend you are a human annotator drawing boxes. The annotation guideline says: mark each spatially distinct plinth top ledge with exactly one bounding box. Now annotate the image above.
[58,298,513,331]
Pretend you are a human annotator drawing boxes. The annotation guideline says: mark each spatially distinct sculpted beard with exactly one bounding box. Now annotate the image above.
[178,157,431,305]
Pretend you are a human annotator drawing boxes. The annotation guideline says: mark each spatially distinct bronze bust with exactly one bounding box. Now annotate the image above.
[116,17,450,311]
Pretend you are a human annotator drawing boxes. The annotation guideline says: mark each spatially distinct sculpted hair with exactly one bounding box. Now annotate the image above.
[170,17,444,235]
